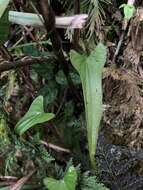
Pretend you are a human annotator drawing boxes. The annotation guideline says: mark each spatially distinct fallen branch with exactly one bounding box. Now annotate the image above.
[40,140,70,153]
[0,56,49,73]
[9,11,88,29]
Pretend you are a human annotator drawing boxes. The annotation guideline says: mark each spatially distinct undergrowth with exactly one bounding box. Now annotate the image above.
[0,0,143,190]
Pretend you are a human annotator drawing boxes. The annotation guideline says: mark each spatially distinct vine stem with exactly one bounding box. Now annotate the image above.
[37,0,81,102]
[112,0,136,63]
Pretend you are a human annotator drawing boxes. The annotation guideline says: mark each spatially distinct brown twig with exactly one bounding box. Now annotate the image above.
[37,0,69,74]
[11,170,36,190]
[55,88,68,117]
[0,56,49,73]
[0,44,13,61]
[0,176,17,180]
[40,140,70,153]
[73,0,80,48]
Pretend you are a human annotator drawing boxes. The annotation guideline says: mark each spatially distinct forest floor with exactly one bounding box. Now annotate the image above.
[0,0,143,190]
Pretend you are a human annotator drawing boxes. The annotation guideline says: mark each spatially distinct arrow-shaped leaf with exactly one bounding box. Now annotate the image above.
[70,43,107,167]
[44,166,77,190]
[15,96,55,135]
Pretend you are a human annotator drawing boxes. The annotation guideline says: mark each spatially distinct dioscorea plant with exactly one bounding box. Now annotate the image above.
[15,96,55,135]
[44,166,77,190]
[70,43,107,168]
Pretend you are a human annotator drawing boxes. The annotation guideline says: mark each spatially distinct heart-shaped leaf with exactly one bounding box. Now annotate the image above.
[120,4,135,20]
[44,166,77,190]
[0,0,9,19]
[15,96,55,135]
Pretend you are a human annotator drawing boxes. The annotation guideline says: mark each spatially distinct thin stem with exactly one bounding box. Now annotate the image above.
[37,0,81,102]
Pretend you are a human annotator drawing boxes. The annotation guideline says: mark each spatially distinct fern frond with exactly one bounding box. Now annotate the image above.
[82,0,111,39]
[81,172,109,190]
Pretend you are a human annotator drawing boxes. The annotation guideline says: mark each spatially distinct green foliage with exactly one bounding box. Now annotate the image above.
[4,137,54,177]
[0,187,9,190]
[32,57,55,80]
[0,0,9,19]
[0,116,10,148]
[56,70,81,86]
[5,71,17,102]
[38,82,58,106]
[81,172,109,190]
[15,96,55,135]
[0,9,10,43]
[44,166,77,190]
[70,43,107,167]
[0,0,10,43]
[120,4,135,20]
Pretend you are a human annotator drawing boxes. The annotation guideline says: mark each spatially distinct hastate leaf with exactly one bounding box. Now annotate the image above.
[15,96,55,135]
[70,43,107,167]
[64,166,77,190]
[119,4,135,20]
[44,166,77,190]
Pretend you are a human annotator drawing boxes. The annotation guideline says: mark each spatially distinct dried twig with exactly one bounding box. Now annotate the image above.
[11,170,36,190]
[73,0,80,48]
[0,44,13,61]
[0,56,49,73]
[9,11,88,29]
[40,140,70,153]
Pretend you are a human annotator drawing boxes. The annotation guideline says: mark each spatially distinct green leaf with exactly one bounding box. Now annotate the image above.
[119,4,126,8]
[15,96,55,135]
[70,43,107,168]
[38,82,58,106]
[44,166,77,190]
[120,4,135,20]
[56,70,81,86]
[0,0,9,19]
[0,187,10,190]
[0,116,10,147]
[0,9,10,43]
[56,70,68,86]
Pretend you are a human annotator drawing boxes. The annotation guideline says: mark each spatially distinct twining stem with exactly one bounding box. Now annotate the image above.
[37,0,81,102]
